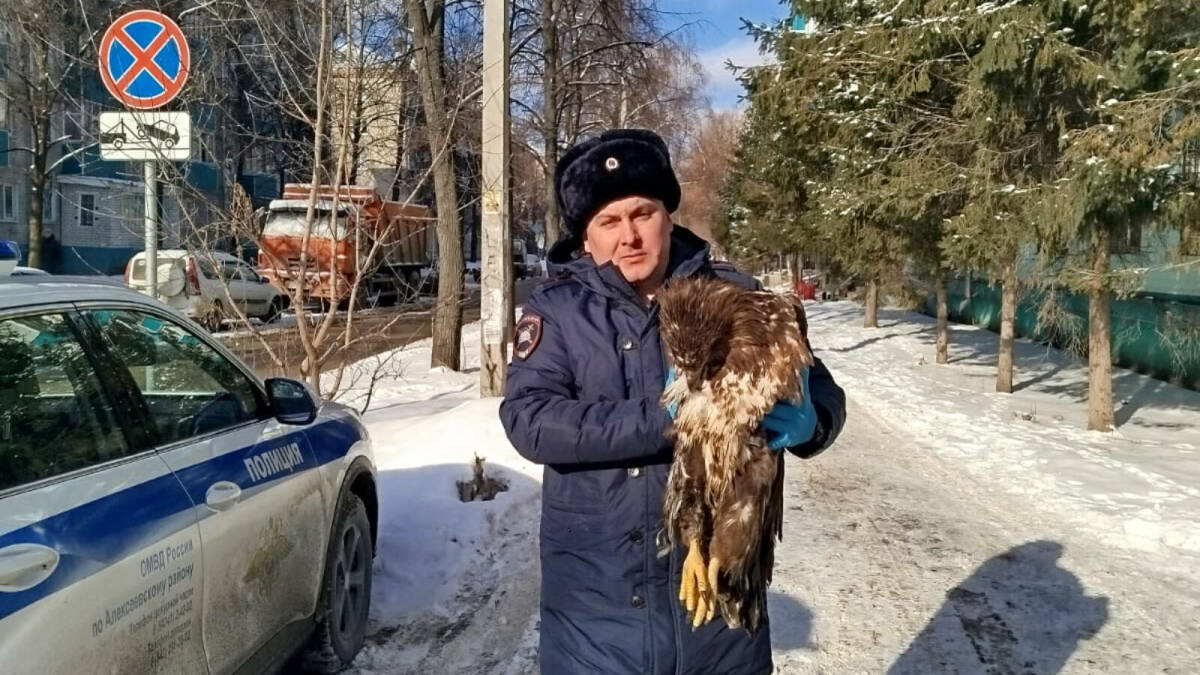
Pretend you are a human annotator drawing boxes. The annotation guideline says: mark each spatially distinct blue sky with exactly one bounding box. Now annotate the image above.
[657,0,792,109]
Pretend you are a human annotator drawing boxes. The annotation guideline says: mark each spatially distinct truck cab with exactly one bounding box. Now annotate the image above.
[257,185,431,308]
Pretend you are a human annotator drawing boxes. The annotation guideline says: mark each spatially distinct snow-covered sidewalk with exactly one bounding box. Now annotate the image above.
[777,302,1200,672]
[807,301,1200,560]
[339,299,1200,673]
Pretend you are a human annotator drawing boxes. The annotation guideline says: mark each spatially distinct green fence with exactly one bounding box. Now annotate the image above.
[922,278,1200,391]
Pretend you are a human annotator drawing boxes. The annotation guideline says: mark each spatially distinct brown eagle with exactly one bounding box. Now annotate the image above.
[657,276,813,632]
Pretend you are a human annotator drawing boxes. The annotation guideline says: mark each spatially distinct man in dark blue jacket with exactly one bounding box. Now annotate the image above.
[500,129,846,675]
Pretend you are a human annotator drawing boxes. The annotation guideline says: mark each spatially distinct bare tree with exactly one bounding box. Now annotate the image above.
[675,110,741,252]
[150,0,447,402]
[404,0,465,370]
[4,0,99,268]
[539,0,562,245]
[509,0,701,250]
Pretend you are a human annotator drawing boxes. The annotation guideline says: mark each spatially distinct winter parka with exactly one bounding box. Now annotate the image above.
[499,226,846,675]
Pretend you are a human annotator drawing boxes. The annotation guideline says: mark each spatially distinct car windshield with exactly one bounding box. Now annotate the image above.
[263,211,348,239]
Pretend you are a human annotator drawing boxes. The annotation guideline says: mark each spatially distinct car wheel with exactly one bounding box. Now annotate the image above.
[262,297,283,324]
[298,492,373,673]
[404,270,422,303]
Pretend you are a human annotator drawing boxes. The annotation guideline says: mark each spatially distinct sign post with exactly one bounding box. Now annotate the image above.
[98,10,190,299]
[144,161,157,297]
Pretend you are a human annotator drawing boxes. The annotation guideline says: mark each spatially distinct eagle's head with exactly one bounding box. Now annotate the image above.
[658,277,739,392]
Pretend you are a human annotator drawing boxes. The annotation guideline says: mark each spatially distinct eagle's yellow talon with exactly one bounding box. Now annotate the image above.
[704,557,721,624]
[681,539,710,621]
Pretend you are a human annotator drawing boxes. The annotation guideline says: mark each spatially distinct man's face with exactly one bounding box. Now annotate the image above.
[583,196,672,290]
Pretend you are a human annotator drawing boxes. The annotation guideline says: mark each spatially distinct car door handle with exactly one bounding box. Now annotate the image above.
[205,481,243,511]
[0,543,60,592]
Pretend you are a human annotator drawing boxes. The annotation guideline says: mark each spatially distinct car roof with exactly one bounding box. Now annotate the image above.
[0,275,169,313]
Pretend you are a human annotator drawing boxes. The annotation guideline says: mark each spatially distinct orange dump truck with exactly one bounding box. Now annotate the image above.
[258,184,432,307]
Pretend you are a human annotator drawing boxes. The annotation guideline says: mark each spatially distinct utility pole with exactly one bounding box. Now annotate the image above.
[144,160,158,299]
[480,0,511,396]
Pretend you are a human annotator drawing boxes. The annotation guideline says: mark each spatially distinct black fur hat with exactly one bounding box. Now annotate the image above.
[554,129,681,245]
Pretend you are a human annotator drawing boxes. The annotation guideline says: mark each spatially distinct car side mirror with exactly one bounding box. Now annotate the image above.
[265,377,318,425]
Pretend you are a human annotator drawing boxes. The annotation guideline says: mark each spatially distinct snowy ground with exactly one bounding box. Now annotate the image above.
[337,322,543,674]
[342,300,1200,674]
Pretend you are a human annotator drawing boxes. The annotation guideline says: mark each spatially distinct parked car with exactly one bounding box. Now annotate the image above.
[0,275,377,673]
[125,250,287,330]
[0,240,19,277]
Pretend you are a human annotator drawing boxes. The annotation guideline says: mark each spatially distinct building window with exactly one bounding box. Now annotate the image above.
[0,97,8,128]
[43,187,57,223]
[65,110,83,140]
[1,184,15,221]
[65,100,100,141]
[245,143,272,174]
[197,131,216,164]
[79,193,95,227]
[0,43,8,79]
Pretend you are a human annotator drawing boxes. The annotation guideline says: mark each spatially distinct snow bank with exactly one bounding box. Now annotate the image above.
[328,317,542,672]
[807,301,1200,559]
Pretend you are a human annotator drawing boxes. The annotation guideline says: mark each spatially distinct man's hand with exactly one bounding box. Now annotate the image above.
[762,368,817,451]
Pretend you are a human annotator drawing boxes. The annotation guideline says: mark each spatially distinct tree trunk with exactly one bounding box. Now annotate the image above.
[407,0,463,370]
[935,272,949,365]
[864,278,879,328]
[617,79,629,127]
[788,253,801,288]
[26,111,50,269]
[540,0,561,248]
[426,0,445,79]
[349,82,364,185]
[996,260,1017,393]
[297,0,332,392]
[1088,228,1115,431]
[26,173,45,269]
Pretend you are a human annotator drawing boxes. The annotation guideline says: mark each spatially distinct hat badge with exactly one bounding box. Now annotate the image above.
[604,156,620,171]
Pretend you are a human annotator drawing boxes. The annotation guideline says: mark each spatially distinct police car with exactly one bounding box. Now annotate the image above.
[0,275,377,674]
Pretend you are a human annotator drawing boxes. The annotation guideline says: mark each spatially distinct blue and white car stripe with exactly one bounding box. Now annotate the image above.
[0,418,359,621]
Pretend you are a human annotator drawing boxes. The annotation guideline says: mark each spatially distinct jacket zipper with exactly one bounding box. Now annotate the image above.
[669,542,685,675]
[660,331,684,675]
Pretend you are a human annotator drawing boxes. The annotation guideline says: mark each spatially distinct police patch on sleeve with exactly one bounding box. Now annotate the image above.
[514,313,543,360]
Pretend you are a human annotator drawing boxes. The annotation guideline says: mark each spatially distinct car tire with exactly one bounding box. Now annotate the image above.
[298,492,373,673]
[262,297,283,324]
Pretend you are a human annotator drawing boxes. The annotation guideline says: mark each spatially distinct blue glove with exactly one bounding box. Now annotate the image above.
[762,368,817,451]
[664,366,679,419]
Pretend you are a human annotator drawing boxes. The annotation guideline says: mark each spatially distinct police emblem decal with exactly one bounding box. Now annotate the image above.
[514,313,543,360]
